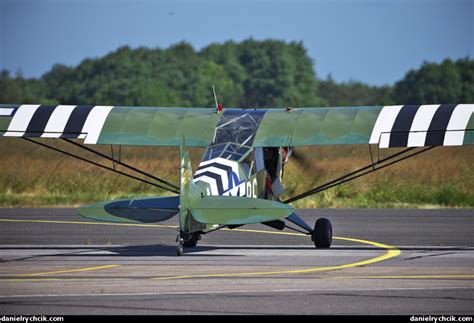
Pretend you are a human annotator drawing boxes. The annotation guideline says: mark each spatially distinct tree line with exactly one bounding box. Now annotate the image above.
[1,39,472,107]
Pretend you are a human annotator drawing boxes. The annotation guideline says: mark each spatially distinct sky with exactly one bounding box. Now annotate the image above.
[0,0,472,86]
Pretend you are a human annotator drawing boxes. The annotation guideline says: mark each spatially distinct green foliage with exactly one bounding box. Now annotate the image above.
[317,58,473,107]
[1,40,472,108]
[317,75,395,106]
[0,39,326,108]
[0,70,55,104]
[394,58,474,104]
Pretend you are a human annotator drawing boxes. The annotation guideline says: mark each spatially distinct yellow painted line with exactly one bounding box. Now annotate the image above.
[1,278,78,282]
[0,217,401,281]
[153,237,400,280]
[15,264,121,277]
[0,218,176,229]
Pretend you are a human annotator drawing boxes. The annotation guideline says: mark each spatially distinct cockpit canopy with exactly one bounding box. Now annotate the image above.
[203,142,251,161]
[202,143,257,178]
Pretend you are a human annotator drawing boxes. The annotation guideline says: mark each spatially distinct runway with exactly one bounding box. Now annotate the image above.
[0,208,473,315]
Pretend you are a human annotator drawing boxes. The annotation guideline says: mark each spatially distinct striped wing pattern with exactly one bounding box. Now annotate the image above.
[0,104,113,144]
[1,104,472,148]
[369,104,474,148]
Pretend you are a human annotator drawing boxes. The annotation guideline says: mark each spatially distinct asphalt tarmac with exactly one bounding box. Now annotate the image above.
[0,208,473,315]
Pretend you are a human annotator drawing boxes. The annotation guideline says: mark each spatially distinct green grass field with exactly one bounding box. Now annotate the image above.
[0,138,473,208]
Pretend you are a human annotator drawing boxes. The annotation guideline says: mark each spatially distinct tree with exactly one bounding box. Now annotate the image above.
[317,74,394,106]
[394,58,470,104]
[1,41,471,108]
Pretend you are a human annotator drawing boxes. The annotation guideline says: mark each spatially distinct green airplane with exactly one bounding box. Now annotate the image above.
[1,103,473,255]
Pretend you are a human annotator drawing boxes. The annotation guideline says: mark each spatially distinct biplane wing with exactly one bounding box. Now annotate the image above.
[1,104,473,148]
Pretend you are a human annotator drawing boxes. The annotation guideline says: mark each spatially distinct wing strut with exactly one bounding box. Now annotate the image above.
[283,146,435,204]
[62,138,179,191]
[22,138,180,194]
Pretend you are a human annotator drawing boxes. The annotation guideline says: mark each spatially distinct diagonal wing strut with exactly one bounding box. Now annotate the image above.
[22,138,180,194]
[283,146,435,204]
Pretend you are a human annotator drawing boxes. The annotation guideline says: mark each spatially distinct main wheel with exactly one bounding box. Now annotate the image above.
[312,218,332,249]
[182,232,201,248]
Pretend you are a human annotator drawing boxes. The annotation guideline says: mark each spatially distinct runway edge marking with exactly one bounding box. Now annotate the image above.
[15,264,121,277]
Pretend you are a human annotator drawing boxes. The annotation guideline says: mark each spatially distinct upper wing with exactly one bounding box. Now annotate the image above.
[1,104,472,148]
[0,104,219,147]
[253,104,474,148]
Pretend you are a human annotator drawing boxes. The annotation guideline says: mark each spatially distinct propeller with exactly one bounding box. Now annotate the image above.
[281,147,313,179]
[290,147,313,168]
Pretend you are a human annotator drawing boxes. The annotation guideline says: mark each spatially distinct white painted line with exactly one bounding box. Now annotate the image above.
[369,105,403,145]
[193,175,219,195]
[82,106,114,144]
[0,286,472,299]
[444,104,474,146]
[4,104,41,137]
[41,105,76,138]
[407,104,439,147]
[198,157,239,175]
[195,166,229,191]
[0,108,14,116]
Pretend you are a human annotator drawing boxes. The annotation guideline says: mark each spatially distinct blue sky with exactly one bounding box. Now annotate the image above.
[0,0,472,85]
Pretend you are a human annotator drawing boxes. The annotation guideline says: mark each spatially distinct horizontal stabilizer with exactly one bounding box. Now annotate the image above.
[189,196,294,225]
[78,196,179,224]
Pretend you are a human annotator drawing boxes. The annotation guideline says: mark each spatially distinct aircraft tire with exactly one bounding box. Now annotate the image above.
[312,218,332,249]
[183,233,200,248]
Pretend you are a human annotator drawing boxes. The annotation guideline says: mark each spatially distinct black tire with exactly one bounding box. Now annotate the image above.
[182,233,201,248]
[312,218,332,249]
[176,245,184,256]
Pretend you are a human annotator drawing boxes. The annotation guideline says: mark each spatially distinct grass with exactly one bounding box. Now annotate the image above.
[0,138,473,208]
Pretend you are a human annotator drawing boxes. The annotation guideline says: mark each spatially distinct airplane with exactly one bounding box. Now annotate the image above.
[0,102,473,255]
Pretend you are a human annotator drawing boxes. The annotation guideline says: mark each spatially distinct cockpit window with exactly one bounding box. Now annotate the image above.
[211,110,266,146]
[203,143,227,160]
[240,151,256,177]
[203,143,251,161]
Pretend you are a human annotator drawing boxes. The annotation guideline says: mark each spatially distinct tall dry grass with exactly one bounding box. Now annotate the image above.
[0,138,472,208]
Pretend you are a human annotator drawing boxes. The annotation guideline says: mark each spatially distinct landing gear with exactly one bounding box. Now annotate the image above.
[183,232,201,248]
[312,218,332,249]
[176,231,201,256]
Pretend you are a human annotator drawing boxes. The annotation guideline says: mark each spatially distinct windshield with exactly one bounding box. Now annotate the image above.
[211,109,266,146]
[203,143,251,161]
